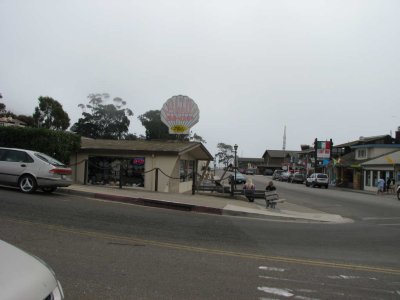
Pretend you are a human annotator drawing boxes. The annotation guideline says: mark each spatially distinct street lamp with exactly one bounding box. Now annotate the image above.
[214,155,217,177]
[234,144,238,188]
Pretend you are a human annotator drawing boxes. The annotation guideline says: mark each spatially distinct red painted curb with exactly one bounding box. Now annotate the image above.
[58,190,222,215]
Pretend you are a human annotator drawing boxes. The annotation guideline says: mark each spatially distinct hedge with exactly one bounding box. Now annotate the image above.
[0,126,81,164]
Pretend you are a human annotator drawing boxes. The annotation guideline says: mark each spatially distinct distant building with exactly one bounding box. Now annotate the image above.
[0,117,26,127]
[237,157,264,173]
[261,149,300,173]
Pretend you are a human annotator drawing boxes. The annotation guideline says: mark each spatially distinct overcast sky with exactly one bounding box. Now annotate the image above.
[1,0,399,157]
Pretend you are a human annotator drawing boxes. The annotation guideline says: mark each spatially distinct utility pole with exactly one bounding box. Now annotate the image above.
[282,125,286,150]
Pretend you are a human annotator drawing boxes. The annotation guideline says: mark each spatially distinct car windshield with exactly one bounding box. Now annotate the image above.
[35,153,66,167]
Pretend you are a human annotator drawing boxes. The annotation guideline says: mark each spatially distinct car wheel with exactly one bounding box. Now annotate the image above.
[18,174,37,193]
[42,187,57,193]
[305,182,309,187]
[325,185,328,189]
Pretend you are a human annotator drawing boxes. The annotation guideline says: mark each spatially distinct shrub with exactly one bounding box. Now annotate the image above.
[0,126,80,163]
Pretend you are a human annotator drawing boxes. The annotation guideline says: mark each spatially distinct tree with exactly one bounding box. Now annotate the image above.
[33,96,70,130]
[138,110,172,140]
[16,114,35,127]
[216,142,234,167]
[138,109,206,142]
[0,103,6,114]
[71,93,133,139]
[190,133,206,143]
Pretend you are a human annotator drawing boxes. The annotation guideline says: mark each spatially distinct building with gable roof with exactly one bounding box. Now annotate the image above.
[70,137,213,194]
[260,149,300,173]
[361,150,400,192]
[331,132,400,189]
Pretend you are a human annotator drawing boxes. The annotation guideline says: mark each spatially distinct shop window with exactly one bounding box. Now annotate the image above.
[372,171,378,187]
[88,156,145,187]
[180,160,194,182]
[366,171,371,186]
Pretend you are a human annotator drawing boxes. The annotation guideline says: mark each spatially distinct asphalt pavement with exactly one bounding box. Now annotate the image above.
[58,184,351,223]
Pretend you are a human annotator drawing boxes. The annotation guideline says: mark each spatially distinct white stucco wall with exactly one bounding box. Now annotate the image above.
[70,151,198,193]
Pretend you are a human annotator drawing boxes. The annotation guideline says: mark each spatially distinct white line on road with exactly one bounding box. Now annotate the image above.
[362,217,400,220]
[259,266,286,272]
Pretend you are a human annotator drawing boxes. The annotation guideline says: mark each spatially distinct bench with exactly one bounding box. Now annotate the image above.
[198,185,221,192]
[241,189,266,202]
[197,185,230,193]
[264,191,285,209]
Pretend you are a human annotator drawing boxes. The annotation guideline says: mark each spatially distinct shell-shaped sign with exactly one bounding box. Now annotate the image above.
[161,95,200,134]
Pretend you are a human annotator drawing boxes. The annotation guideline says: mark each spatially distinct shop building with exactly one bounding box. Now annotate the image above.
[361,150,400,192]
[70,138,213,193]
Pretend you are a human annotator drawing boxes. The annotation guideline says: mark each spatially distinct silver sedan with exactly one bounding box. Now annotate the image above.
[0,147,72,193]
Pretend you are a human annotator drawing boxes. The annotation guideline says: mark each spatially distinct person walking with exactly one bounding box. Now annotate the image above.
[377,177,385,195]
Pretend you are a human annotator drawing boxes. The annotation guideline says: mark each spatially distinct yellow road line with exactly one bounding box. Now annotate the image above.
[3,217,400,275]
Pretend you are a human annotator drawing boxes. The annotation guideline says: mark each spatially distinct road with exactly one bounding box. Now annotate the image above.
[0,185,399,299]
[250,174,400,225]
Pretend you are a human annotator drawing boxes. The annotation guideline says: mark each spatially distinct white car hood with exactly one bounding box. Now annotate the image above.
[0,240,58,300]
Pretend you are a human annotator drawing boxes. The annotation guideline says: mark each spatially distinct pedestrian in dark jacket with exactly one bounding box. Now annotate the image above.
[265,181,276,192]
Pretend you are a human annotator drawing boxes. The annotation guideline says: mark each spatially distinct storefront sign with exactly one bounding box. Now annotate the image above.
[315,140,332,159]
[133,157,145,165]
[161,95,200,134]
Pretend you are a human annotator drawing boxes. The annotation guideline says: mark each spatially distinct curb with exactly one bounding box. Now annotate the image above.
[58,188,223,215]
[57,187,349,223]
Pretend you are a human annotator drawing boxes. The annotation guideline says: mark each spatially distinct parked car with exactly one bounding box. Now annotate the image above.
[263,169,273,176]
[228,172,247,184]
[280,171,291,182]
[272,170,284,180]
[290,172,306,184]
[0,147,72,193]
[244,169,255,175]
[0,239,64,299]
[305,173,329,188]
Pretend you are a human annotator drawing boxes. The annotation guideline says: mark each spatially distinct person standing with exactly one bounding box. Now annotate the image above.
[265,181,276,192]
[265,181,278,208]
[243,179,255,202]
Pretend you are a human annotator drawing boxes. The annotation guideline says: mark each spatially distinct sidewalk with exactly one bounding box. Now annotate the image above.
[58,184,351,223]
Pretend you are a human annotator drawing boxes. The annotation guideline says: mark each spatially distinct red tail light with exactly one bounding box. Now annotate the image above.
[49,168,72,175]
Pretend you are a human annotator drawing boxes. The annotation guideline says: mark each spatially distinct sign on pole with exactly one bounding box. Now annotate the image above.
[315,140,332,159]
[161,95,200,134]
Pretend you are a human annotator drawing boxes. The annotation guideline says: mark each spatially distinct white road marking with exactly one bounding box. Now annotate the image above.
[294,296,320,300]
[257,287,294,297]
[362,217,400,220]
[327,275,360,280]
[259,266,285,272]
